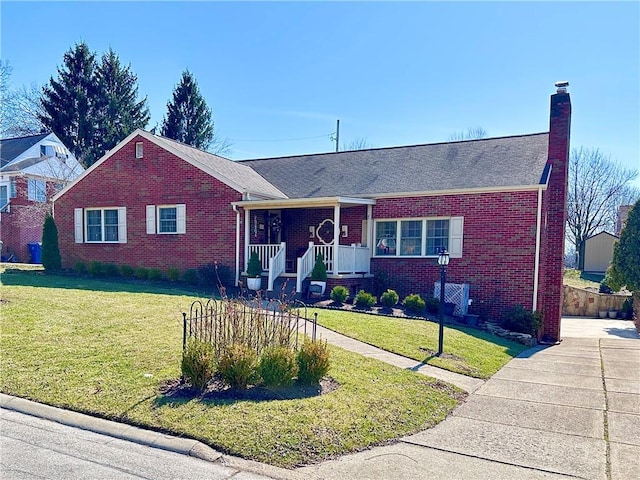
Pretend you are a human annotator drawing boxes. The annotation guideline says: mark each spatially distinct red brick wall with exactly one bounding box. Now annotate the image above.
[371,191,540,320]
[0,176,52,262]
[540,91,572,341]
[54,135,244,273]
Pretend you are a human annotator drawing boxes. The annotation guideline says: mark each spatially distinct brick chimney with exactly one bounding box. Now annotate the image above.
[541,82,572,342]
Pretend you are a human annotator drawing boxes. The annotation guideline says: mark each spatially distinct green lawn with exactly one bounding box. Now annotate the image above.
[308,308,527,379]
[563,268,603,289]
[1,267,463,468]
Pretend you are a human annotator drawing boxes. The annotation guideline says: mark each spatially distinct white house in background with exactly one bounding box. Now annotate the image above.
[0,132,84,262]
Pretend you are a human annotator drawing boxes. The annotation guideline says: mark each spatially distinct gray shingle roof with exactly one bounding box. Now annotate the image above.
[0,133,50,166]
[150,134,287,199]
[241,133,550,198]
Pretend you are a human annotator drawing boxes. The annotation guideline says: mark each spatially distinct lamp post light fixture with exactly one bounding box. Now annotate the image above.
[437,247,450,356]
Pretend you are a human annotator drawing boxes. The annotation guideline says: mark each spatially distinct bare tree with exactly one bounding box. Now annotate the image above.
[0,60,45,138]
[342,137,373,151]
[567,147,640,269]
[448,126,488,141]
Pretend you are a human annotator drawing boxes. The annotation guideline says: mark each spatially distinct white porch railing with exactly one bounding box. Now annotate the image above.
[337,244,370,274]
[250,242,372,294]
[248,243,283,271]
[268,243,286,291]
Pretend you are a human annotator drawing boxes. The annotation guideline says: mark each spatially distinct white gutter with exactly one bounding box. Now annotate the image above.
[532,186,543,311]
[233,205,240,287]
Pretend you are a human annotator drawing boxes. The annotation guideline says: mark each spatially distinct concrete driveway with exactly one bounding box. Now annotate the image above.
[561,316,640,339]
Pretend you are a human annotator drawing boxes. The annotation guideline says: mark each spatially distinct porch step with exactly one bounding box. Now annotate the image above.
[267,276,307,301]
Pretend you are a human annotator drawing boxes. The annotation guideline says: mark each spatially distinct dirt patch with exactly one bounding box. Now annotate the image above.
[159,375,339,402]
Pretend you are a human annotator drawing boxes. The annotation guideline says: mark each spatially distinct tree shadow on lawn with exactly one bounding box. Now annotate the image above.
[0,268,213,298]
[154,376,340,408]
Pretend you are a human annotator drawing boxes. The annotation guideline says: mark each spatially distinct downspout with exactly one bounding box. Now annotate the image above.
[533,186,543,311]
[233,205,240,287]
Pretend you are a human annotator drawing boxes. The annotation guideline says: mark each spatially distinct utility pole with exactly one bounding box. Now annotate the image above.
[335,119,340,152]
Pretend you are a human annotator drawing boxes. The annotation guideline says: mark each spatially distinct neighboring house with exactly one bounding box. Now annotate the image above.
[0,132,84,262]
[53,85,571,341]
[583,232,618,274]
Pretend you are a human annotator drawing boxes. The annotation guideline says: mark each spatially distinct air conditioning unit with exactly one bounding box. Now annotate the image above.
[433,282,470,316]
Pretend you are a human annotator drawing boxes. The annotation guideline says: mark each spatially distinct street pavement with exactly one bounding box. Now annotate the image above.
[2,316,639,479]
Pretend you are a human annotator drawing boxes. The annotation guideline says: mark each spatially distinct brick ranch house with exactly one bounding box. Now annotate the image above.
[1,132,83,262]
[53,86,571,341]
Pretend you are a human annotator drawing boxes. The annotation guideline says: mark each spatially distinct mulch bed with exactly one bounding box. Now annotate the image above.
[160,375,340,402]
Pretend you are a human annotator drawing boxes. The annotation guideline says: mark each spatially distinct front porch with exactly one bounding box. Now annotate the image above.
[232,196,377,294]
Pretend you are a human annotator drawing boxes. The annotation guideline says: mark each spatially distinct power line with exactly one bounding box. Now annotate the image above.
[228,133,332,143]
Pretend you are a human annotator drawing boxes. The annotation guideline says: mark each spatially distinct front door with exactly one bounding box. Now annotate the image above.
[267,210,282,244]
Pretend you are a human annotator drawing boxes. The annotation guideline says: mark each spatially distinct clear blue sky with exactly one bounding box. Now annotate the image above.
[2,1,639,187]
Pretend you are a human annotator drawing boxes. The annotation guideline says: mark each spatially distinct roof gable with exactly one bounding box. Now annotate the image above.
[242,133,550,198]
[0,133,50,166]
[54,129,287,202]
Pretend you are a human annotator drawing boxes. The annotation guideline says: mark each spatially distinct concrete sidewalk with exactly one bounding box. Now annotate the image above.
[298,331,640,479]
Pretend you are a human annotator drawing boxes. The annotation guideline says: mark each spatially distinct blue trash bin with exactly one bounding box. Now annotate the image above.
[28,242,42,264]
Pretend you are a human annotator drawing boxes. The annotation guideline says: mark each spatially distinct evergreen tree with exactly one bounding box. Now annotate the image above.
[609,200,640,291]
[41,214,62,271]
[40,42,98,166]
[94,49,150,156]
[39,44,149,167]
[161,70,214,149]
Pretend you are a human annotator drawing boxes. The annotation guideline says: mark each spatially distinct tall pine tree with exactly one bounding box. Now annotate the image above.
[39,44,149,167]
[161,70,214,149]
[94,49,150,156]
[40,42,97,165]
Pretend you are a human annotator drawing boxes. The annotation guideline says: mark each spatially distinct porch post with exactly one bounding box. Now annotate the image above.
[333,204,341,274]
[367,204,374,265]
[244,208,250,273]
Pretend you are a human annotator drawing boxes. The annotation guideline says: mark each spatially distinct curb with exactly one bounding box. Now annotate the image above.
[0,393,222,462]
[0,393,305,480]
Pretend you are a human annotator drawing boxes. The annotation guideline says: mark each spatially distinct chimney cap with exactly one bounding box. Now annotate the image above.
[555,81,569,93]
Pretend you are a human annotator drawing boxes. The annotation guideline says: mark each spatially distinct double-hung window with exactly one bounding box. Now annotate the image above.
[146,204,186,234]
[374,217,463,258]
[75,207,127,243]
[28,179,46,202]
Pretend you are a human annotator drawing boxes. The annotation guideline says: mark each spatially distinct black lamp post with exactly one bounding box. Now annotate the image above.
[437,247,450,356]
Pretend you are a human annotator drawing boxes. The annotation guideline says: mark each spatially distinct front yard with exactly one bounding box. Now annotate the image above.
[1,266,525,467]
[308,308,527,378]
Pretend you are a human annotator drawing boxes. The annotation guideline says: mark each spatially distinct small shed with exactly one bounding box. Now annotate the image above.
[583,232,618,274]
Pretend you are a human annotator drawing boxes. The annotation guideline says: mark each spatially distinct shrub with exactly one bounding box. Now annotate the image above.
[258,346,298,387]
[297,340,330,384]
[218,343,259,389]
[373,270,390,297]
[425,297,440,314]
[380,289,399,308]
[181,338,216,392]
[148,268,163,281]
[354,290,376,309]
[120,265,135,277]
[198,262,233,287]
[134,267,149,280]
[501,305,543,336]
[73,261,87,274]
[88,261,103,276]
[103,263,119,277]
[183,268,198,284]
[599,280,613,294]
[41,214,61,271]
[246,253,262,278]
[311,254,327,282]
[166,267,180,282]
[403,294,426,314]
[330,285,349,304]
